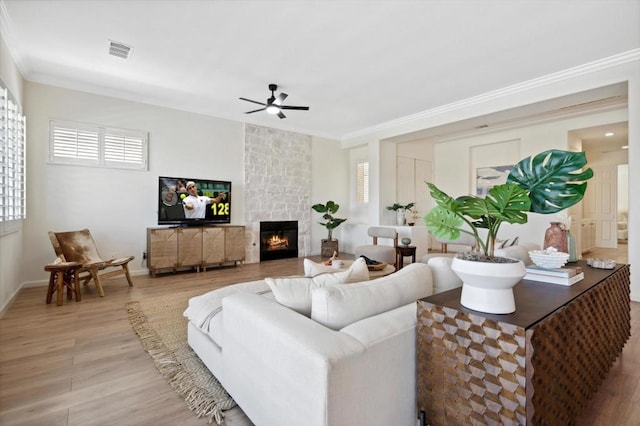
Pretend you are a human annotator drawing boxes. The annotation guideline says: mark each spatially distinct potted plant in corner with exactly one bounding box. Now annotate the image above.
[386,202,415,226]
[424,149,593,314]
[312,201,347,257]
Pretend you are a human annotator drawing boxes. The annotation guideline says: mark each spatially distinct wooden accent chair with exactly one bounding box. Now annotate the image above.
[48,229,134,297]
[436,233,476,253]
[354,227,399,269]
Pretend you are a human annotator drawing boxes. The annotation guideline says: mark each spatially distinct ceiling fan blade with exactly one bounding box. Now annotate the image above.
[245,107,266,114]
[277,110,286,119]
[274,92,288,105]
[280,105,310,111]
[239,97,266,106]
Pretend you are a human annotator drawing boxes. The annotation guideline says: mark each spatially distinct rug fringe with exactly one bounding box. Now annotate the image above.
[127,301,236,425]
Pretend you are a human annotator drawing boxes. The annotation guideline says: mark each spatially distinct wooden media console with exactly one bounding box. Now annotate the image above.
[416,261,631,425]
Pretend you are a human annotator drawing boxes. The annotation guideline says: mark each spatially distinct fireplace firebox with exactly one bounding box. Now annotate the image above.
[260,221,298,261]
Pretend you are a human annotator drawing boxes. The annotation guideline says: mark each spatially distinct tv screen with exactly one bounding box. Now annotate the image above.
[158,176,231,226]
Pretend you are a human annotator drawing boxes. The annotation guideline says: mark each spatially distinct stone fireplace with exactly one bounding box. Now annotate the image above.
[244,124,312,263]
[260,221,299,261]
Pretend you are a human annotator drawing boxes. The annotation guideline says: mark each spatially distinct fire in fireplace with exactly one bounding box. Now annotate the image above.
[260,221,298,261]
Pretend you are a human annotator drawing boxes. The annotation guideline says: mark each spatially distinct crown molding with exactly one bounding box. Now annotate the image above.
[0,0,28,77]
[342,49,640,143]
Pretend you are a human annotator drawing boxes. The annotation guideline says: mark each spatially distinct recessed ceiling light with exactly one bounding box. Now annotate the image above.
[605,132,615,137]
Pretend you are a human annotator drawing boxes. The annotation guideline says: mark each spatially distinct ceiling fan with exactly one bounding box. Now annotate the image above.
[239,84,309,119]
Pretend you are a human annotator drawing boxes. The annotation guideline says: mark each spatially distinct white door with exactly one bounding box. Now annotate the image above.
[414,159,432,223]
[397,156,415,206]
[592,165,618,248]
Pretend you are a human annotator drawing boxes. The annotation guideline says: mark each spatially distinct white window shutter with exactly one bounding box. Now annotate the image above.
[49,120,147,170]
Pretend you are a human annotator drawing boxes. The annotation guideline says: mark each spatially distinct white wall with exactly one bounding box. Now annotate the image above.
[310,136,349,255]
[22,82,245,286]
[432,109,629,248]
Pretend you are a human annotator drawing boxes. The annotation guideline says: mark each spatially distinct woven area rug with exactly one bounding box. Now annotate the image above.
[127,291,237,425]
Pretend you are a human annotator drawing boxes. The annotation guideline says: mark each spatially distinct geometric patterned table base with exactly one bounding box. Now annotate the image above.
[417,265,630,425]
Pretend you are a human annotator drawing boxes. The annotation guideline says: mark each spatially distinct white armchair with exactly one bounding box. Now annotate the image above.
[618,213,628,240]
[354,227,398,268]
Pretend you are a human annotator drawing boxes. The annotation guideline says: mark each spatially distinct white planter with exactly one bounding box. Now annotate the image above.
[451,257,526,314]
[396,210,406,226]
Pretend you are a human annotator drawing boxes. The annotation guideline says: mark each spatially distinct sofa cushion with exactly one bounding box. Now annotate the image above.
[310,263,433,330]
[303,258,369,281]
[267,257,369,316]
[426,256,463,294]
[183,279,272,347]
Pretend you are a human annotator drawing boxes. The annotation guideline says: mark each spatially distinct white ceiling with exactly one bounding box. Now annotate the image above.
[1,0,639,140]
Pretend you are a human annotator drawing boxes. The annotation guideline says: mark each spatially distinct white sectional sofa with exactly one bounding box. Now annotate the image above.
[184,260,437,426]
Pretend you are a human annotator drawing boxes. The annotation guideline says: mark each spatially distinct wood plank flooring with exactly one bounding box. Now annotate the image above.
[1,255,638,425]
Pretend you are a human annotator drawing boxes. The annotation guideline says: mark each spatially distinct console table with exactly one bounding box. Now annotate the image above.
[416,261,631,425]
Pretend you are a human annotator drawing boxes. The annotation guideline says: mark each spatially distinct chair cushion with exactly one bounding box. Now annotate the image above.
[54,229,103,264]
[310,263,433,330]
[353,246,396,265]
[266,257,369,316]
[368,226,397,239]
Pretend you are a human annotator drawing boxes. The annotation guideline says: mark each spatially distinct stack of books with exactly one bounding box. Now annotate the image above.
[524,265,584,286]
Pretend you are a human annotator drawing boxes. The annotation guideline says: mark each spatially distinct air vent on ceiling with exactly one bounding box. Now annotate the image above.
[108,40,132,59]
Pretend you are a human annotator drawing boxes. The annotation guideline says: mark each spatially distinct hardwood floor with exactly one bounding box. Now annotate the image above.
[1,255,638,425]
[587,244,629,264]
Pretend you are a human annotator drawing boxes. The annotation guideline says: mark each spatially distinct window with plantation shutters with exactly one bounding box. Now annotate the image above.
[49,120,147,170]
[51,124,99,163]
[356,161,369,204]
[1,84,27,226]
[104,129,145,167]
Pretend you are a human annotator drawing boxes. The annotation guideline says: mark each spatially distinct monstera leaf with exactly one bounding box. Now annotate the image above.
[427,183,459,212]
[484,184,531,223]
[507,149,593,214]
[423,205,465,241]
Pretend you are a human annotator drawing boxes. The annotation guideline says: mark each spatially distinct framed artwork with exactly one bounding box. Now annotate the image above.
[476,165,513,196]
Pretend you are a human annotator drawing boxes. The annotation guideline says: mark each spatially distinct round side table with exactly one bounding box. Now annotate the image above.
[44,262,82,306]
[396,245,417,270]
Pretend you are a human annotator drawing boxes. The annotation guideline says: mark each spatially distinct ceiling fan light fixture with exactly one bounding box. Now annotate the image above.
[240,84,309,119]
[266,105,280,115]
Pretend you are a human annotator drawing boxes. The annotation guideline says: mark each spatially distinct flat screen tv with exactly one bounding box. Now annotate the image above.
[158,176,231,226]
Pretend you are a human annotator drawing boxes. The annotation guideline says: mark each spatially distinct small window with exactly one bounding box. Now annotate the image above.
[49,120,147,170]
[356,161,369,204]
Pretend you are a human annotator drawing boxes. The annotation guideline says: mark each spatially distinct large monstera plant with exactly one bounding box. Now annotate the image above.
[424,149,594,258]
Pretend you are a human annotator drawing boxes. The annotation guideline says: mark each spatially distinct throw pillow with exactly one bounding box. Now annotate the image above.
[267,257,370,316]
[303,257,370,282]
[496,237,520,249]
[303,258,336,275]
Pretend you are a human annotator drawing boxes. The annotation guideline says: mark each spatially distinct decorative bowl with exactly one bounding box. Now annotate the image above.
[368,262,388,271]
[401,237,411,246]
[528,249,570,269]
